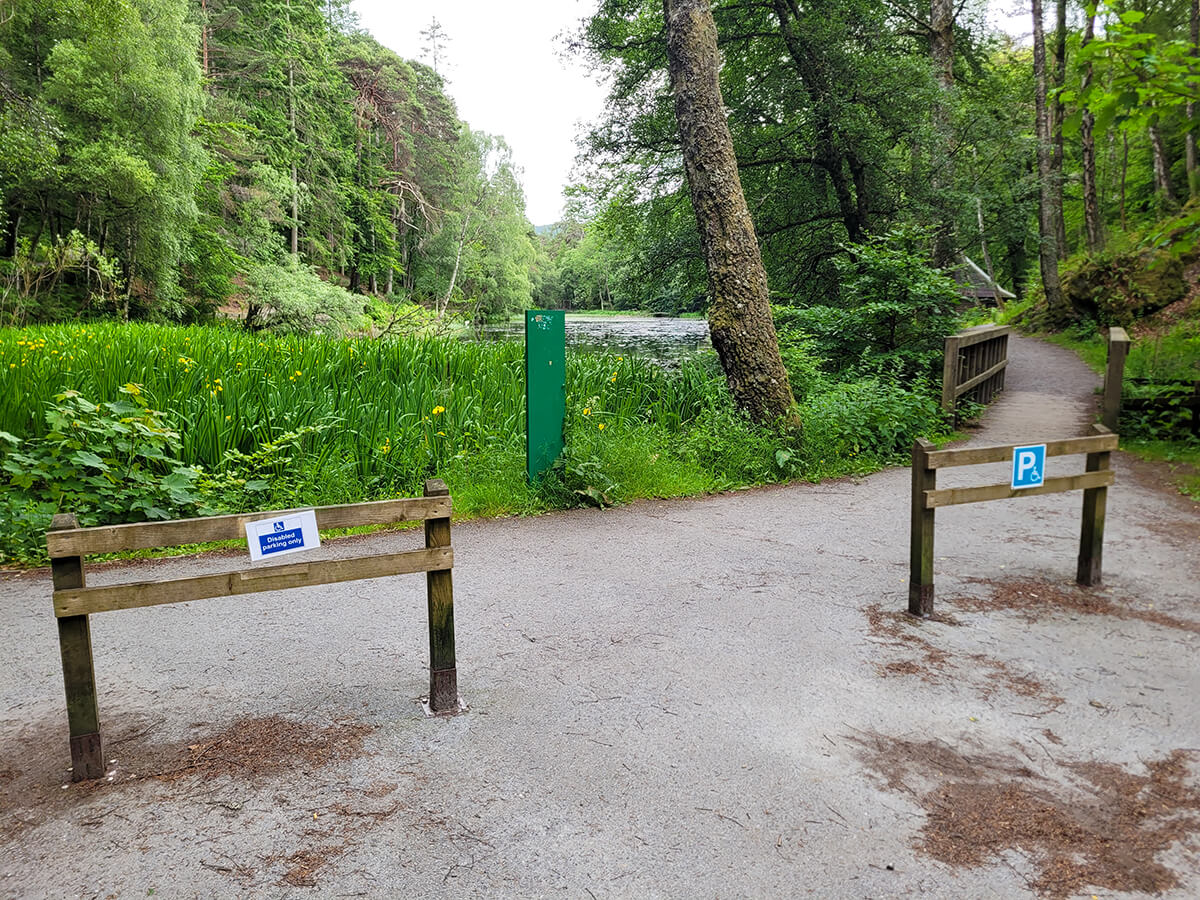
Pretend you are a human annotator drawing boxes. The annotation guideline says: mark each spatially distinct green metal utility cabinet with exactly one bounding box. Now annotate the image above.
[525,310,566,481]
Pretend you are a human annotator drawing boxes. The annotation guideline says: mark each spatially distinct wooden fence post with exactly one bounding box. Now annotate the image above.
[909,440,937,616]
[1103,327,1130,431]
[49,514,105,780]
[423,480,458,713]
[1077,425,1112,587]
[941,335,962,414]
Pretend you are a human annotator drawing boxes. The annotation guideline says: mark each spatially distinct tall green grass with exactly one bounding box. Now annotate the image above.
[0,323,761,516]
[0,322,950,563]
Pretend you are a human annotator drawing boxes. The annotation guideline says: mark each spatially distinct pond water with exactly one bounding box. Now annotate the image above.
[473,314,711,364]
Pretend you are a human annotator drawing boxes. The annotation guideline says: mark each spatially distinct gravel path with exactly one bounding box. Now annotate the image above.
[2,335,1198,899]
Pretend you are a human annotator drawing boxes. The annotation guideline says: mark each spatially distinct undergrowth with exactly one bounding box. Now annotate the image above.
[0,321,952,565]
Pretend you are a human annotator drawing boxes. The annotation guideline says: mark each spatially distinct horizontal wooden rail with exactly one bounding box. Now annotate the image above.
[53,547,453,618]
[924,470,1114,509]
[909,425,1115,617]
[46,495,451,557]
[953,359,1008,397]
[923,432,1118,469]
[955,323,1012,348]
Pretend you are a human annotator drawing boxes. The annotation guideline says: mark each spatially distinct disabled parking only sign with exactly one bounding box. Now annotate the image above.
[1011,444,1047,490]
[245,509,320,562]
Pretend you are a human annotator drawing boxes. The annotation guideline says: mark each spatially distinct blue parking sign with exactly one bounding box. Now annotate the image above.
[1011,444,1047,489]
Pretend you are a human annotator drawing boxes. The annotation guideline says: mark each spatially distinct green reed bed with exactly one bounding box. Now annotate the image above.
[0,322,948,564]
[0,323,762,560]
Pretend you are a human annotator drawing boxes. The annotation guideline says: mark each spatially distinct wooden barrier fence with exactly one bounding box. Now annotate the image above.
[909,425,1116,617]
[48,479,460,781]
[1103,326,1200,436]
[941,324,1011,417]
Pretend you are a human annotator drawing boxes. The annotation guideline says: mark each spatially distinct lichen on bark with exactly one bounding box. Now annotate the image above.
[662,0,800,432]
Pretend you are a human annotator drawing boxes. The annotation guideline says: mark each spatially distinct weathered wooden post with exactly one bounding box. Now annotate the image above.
[423,479,458,713]
[1103,327,1130,431]
[48,514,105,780]
[909,439,937,616]
[941,334,963,414]
[1077,424,1112,587]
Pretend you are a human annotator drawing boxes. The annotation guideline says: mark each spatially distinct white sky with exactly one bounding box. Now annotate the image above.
[353,1,1031,227]
[352,0,607,226]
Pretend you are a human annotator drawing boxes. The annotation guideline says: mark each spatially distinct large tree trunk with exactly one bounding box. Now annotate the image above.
[772,0,865,242]
[1081,11,1104,252]
[1032,0,1066,313]
[1189,0,1198,198]
[930,0,956,268]
[1051,0,1068,259]
[1149,117,1176,206]
[663,0,798,427]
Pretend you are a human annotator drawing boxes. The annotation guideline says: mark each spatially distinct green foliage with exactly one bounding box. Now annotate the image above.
[1,231,123,325]
[0,322,957,563]
[774,234,962,380]
[1072,3,1200,136]
[0,386,204,563]
[243,259,367,334]
[797,378,948,466]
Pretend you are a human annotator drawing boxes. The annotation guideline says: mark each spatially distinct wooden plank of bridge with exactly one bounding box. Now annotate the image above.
[49,514,105,781]
[424,479,458,713]
[909,440,936,617]
[1077,425,1112,586]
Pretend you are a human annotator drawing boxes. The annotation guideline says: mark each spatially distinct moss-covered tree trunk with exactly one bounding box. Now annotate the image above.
[1032,0,1066,314]
[930,0,956,269]
[1080,11,1104,253]
[662,0,797,427]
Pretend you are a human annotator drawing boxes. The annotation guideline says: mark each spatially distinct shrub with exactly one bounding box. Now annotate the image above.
[774,232,962,381]
[0,386,205,563]
[244,259,367,334]
[798,377,947,465]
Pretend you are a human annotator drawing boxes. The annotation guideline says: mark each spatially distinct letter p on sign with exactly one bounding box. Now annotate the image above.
[1011,444,1047,490]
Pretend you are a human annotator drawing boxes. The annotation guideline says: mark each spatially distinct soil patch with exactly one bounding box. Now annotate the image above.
[1119,452,1200,543]
[952,578,1200,634]
[864,605,1062,708]
[853,732,1200,899]
[0,714,374,843]
[152,715,372,781]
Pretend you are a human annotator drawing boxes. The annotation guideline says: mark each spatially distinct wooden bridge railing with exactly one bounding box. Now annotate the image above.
[909,425,1116,617]
[941,324,1011,417]
[49,479,461,781]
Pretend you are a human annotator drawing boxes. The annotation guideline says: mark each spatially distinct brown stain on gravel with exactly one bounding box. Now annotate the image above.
[864,604,1063,708]
[953,577,1200,634]
[853,732,1200,899]
[152,715,372,781]
[0,713,427,889]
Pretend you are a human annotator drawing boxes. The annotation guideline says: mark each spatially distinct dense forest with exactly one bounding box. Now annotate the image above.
[3,1,1199,324]
[1,1,1199,563]
[0,0,538,329]
[550,0,1200,320]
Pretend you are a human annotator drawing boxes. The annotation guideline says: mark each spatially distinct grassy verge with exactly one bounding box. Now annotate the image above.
[0,321,951,565]
[1120,439,1200,499]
